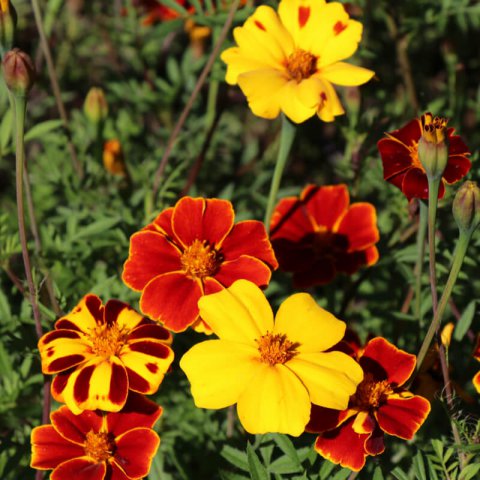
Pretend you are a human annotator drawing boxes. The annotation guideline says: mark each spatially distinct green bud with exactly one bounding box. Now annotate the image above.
[417,113,449,181]
[2,48,35,96]
[0,0,16,57]
[453,181,480,234]
[84,87,108,123]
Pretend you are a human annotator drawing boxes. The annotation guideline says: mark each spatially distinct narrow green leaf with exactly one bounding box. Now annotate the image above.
[459,463,480,480]
[270,433,301,466]
[319,460,336,480]
[391,467,410,480]
[454,300,476,341]
[268,455,303,475]
[24,120,63,142]
[373,466,385,480]
[75,217,121,239]
[246,442,269,480]
[221,445,250,472]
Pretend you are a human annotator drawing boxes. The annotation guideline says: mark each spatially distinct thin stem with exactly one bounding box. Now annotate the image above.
[30,0,83,178]
[427,180,440,315]
[264,115,296,231]
[415,200,428,322]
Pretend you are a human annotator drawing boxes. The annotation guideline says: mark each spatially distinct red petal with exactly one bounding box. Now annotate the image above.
[51,406,102,445]
[221,220,278,269]
[473,371,480,393]
[214,255,272,288]
[401,167,439,200]
[442,155,471,184]
[307,405,352,433]
[171,197,234,249]
[140,272,201,332]
[364,425,385,455]
[203,276,224,295]
[106,393,162,436]
[337,203,379,251]
[302,184,350,230]
[127,323,172,343]
[109,464,131,480]
[31,425,84,469]
[292,258,336,288]
[361,338,416,386]
[148,207,175,238]
[376,395,431,440]
[122,231,181,291]
[377,138,412,179]
[271,237,316,272]
[113,428,160,478]
[387,118,421,145]
[51,458,106,480]
[270,197,313,241]
[448,131,470,155]
[314,416,369,472]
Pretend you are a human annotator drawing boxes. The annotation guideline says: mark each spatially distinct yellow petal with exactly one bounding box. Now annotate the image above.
[57,294,101,333]
[221,48,268,85]
[197,280,274,344]
[287,351,363,410]
[320,62,374,86]
[274,293,346,352]
[279,80,317,124]
[180,339,259,409]
[237,68,287,120]
[116,304,145,330]
[319,19,363,67]
[237,363,310,436]
[314,78,345,122]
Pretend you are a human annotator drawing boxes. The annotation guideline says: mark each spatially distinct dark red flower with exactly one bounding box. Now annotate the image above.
[122,197,278,333]
[307,337,431,471]
[270,184,379,288]
[377,113,471,200]
[132,0,192,25]
[473,335,480,394]
[31,393,162,480]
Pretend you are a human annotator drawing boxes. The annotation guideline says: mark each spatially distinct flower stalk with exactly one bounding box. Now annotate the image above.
[426,178,440,314]
[414,200,428,322]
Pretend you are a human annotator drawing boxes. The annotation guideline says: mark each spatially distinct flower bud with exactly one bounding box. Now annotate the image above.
[2,48,35,96]
[0,0,16,56]
[103,139,127,176]
[417,113,449,181]
[453,181,480,234]
[84,87,108,123]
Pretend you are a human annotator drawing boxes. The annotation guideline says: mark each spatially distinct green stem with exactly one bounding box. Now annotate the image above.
[427,179,440,315]
[415,200,428,322]
[416,229,470,372]
[264,115,296,231]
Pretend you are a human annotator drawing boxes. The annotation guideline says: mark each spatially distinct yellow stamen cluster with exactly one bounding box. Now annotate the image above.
[286,49,317,83]
[84,430,115,462]
[421,113,448,144]
[89,324,126,358]
[350,373,393,410]
[257,332,298,365]
[181,239,221,279]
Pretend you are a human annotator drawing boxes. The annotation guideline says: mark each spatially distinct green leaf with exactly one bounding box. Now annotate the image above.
[331,468,351,480]
[454,300,476,341]
[24,120,63,142]
[391,467,410,480]
[221,445,250,472]
[270,433,301,467]
[75,217,121,239]
[246,442,269,480]
[373,466,385,480]
[319,460,336,480]
[268,455,303,475]
[413,451,427,480]
[459,463,480,480]
[0,108,12,151]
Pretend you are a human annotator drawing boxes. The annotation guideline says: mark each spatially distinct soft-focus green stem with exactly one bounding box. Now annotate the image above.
[416,229,470,372]
[415,200,428,322]
[264,115,296,231]
[427,178,440,315]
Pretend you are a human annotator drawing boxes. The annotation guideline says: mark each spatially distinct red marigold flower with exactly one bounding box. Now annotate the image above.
[132,0,192,25]
[38,294,174,414]
[307,337,431,471]
[377,113,471,200]
[31,393,161,480]
[122,197,278,333]
[270,184,379,288]
[472,335,480,393]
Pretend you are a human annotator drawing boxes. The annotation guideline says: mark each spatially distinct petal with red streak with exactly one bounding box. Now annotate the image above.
[306,405,353,433]
[270,197,313,241]
[442,155,471,184]
[51,406,102,445]
[51,457,106,480]
[172,197,234,248]
[387,118,421,145]
[376,394,430,440]
[140,272,202,332]
[214,255,272,288]
[55,294,103,333]
[51,372,70,403]
[337,203,379,251]
[377,138,412,179]
[122,231,182,291]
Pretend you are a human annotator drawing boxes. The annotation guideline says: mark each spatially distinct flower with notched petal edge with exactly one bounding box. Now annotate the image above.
[377,113,471,200]
[31,393,161,480]
[38,294,174,414]
[307,337,431,471]
[270,184,379,288]
[221,0,374,123]
[180,280,363,436]
[122,196,278,333]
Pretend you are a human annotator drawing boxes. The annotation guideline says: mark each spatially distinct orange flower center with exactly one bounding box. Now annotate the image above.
[256,332,298,365]
[181,239,222,278]
[286,49,317,82]
[84,430,115,462]
[89,324,126,357]
[350,373,393,410]
[421,113,448,144]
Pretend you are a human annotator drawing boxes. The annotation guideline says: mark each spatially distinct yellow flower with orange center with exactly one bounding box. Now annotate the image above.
[221,0,374,123]
[180,280,363,436]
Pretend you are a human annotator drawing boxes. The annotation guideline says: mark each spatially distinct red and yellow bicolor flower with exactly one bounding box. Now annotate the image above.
[38,294,174,413]
[472,335,480,393]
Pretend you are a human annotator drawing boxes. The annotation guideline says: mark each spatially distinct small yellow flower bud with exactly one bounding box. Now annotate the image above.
[0,0,16,56]
[418,113,449,181]
[84,87,108,123]
[453,181,480,234]
[2,48,35,96]
[103,139,127,176]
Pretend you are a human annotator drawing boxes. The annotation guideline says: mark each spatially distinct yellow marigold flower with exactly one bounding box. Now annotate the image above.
[220,0,374,123]
[180,280,363,436]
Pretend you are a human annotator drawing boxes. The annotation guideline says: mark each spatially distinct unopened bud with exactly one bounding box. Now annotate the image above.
[2,48,35,96]
[103,139,127,176]
[417,113,449,181]
[84,87,108,123]
[0,0,16,56]
[453,181,480,234]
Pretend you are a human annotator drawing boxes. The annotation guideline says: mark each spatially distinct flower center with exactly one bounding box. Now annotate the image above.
[407,141,424,170]
[286,49,317,82]
[256,332,298,365]
[84,430,115,462]
[181,239,221,278]
[89,324,126,357]
[350,373,393,410]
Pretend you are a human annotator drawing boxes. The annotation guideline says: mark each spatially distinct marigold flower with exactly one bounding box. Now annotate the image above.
[103,139,128,177]
[180,280,363,436]
[133,0,191,25]
[38,294,174,413]
[308,337,431,471]
[377,113,471,200]
[270,184,379,288]
[472,336,480,393]
[122,197,278,333]
[31,393,161,480]
[221,0,374,123]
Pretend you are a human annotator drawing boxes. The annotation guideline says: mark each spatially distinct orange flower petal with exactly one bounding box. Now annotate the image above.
[337,203,379,251]
[270,196,313,240]
[147,207,175,238]
[215,255,272,288]
[473,371,480,393]
[51,458,106,480]
[51,406,102,445]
